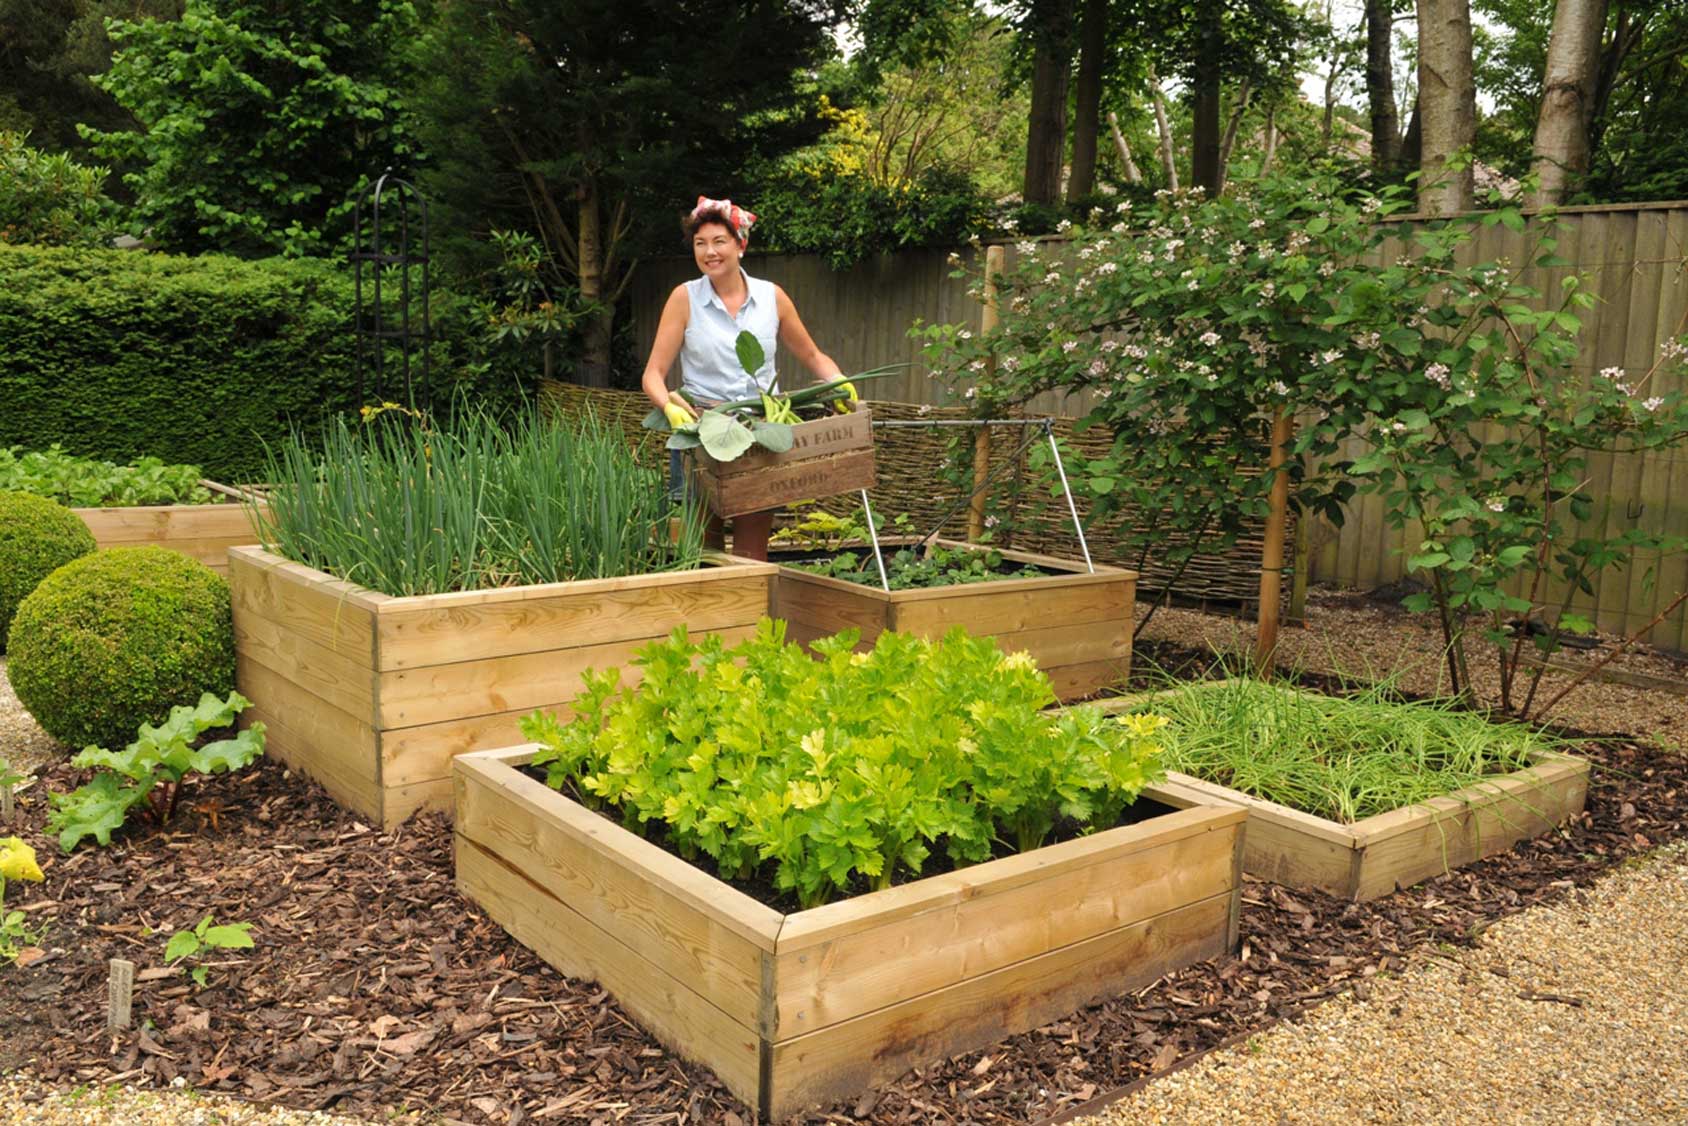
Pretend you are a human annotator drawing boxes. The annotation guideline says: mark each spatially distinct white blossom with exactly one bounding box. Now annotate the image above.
[1269,380,1290,396]
[1425,362,1451,388]
[1016,240,1038,255]
[1199,331,1222,347]
[1062,340,1079,353]
[1043,271,1061,284]
[1088,359,1107,376]
[1320,349,1344,366]
[1600,366,1626,381]
[1644,396,1665,412]
[1097,261,1118,275]
[1485,497,1506,513]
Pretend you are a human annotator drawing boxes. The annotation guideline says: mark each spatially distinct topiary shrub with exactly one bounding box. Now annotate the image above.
[7,546,235,750]
[0,490,97,648]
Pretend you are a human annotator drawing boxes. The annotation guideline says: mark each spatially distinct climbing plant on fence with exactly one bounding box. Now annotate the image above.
[922,172,1688,714]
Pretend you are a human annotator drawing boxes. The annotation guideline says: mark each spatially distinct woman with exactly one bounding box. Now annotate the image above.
[641,196,851,561]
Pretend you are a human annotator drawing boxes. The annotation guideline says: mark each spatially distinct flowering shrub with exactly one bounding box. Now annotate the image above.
[923,174,1688,712]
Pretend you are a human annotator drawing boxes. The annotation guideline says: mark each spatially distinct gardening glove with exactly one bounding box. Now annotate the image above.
[663,399,696,428]
[832,379,859,415]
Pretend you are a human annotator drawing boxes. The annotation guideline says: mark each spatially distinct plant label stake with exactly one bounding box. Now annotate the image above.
[0,781,12,824]
[107,958,135,1033]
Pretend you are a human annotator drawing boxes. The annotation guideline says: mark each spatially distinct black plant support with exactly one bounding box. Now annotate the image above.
[351,169,433,412]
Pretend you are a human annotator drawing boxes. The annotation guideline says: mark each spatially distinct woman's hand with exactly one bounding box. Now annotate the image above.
[663,394,698,428]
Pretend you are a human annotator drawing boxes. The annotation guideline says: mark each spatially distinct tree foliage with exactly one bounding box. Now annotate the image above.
[82,0,420,256]
[0,130,117,247]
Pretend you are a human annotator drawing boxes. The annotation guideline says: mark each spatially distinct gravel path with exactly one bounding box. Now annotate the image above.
[1076,842,1688,1126]
[0,656,61,777]
[0,1078,396,1126]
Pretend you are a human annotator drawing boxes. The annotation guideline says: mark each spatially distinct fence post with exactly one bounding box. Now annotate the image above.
[967,245,1004,541]
[1256,407,1294,672]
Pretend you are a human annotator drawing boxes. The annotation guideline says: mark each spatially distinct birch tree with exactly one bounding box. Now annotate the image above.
[1416,0,1476,213]
[1530,0,1609,206]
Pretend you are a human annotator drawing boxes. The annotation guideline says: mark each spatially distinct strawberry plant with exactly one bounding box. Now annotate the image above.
[47,691,265,852]
[785,543,1045,590]
[520,621,1165,908]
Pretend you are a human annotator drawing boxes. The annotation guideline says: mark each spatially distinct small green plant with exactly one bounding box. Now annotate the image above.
[521,620,1166,908]
[47,691,265,852]
[0,835,45,966]
[1133,677,1559,824]
[786,542,1043,591]
[0,445,213,507]
[164,913,255,987]
[259,408,707,597]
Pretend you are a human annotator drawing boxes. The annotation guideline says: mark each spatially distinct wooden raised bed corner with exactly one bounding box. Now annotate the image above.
[453,745,1244,1122]
[74,484,266,573]
[774,540,1136,699]
[693,407,875,518]
[1090,688,1591,901]
[229,547,775,829]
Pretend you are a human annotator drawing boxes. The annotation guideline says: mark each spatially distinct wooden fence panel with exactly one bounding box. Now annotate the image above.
[632,203,1688,651]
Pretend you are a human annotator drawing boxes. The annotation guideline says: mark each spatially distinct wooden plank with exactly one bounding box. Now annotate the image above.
[375,573,771,671]
[376,624,759,729]
[455,758,777,1028]
[778,804,1243,950]
[74,503,264,539]
[232,585,377,720]
[987,618,1131,667]
[698,408,874,475]
[235,654,381,821]
[455,747,785,949]
[227,547,381,661]
[892,580,1132,638]
[381,704,575,791]
[772,819,1239,1032]
[455,836,764,1107]
[1044,658,1127,700]
[765,894,1234,1121]
[695,447,877,518]
[364,553,773,613]
[770,573,889,643]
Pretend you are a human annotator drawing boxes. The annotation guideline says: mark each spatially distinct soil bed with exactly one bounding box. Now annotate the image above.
[0,714,1681,1123]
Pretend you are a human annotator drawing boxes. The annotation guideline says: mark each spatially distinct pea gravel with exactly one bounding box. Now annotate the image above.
[1077,842,1688,1126]
[0,1078,401,1126]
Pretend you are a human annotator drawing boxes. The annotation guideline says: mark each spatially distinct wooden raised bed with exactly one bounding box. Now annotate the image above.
[1090,689,1591,901]
[453,744,1244,1122]
[228,546,775,829]
[693,407,875,518]
[773,540,1136,699]
[74,484,266,573]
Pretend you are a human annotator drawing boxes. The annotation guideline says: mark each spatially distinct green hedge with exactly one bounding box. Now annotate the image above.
[0,245,528,483]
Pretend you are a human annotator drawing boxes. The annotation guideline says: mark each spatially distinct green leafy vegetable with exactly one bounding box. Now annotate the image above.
[165,913,256,987]
[0,444,213,506]
[520,621,1165,908]
[48,691,265,852]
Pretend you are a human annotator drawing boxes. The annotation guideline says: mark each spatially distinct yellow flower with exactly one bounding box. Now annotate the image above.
[1001,650,1038,672]
[0,837,43,884]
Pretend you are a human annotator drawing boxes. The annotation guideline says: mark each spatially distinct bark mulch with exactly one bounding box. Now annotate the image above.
[0,730,1683,1125]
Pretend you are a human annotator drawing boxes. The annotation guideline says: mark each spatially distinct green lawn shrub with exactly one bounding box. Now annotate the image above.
[0,244,529,482]
[7,546,235,750]
[0,491,97,647]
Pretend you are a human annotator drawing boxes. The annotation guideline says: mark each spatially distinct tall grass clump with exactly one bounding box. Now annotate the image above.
[1138,678,1561,823]
[256,408,706,596]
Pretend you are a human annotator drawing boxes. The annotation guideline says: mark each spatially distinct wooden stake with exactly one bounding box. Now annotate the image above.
[108,958,135,1033]
[1255,408,1294,673]
[967,245,1005,542]
[0,780,12,823]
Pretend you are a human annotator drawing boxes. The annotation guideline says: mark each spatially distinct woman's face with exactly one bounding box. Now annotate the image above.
[692,221,741,281]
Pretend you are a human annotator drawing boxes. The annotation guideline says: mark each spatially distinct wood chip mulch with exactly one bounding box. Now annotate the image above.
[0,730,1682,1125]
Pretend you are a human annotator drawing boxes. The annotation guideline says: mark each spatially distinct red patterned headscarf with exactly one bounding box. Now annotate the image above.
[690,196,757,248]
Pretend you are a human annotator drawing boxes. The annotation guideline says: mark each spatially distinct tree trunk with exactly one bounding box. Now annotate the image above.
[1190,17,1223,195]
[1402,102,1422,169]
[1365,0,1401,170]
[1066,0,1106,202]
[576,175,611,387]
[1415,0,1476,214]
[1531,0,1610,206]
[1108,111,1143,183]
[1022,0,1075,207]
[1261,106,1279,174]
[1150,70,1179,190]
[1217,79,1252,193]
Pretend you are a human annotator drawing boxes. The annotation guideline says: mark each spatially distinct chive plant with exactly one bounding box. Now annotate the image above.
[257,409,706,596]
[1139,677,1561,823]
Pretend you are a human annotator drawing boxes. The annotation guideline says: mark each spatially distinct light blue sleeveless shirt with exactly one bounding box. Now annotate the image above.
[679,270,779,404]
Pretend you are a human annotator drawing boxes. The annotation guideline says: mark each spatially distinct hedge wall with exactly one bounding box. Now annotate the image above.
[0,245,526,483]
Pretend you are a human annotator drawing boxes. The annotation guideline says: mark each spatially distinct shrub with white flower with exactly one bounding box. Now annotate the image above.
[920,171,1688,710]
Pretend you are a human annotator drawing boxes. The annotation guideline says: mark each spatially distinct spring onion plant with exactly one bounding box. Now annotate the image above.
[1137,677,1561,823]
[257,408,706,596]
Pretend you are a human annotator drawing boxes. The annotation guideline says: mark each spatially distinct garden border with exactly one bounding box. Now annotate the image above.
[453,744,1245,1121]
[228,545,776,829]
[772,538,1136,699]
[1087,685,1591,900]
[72,485,266,573]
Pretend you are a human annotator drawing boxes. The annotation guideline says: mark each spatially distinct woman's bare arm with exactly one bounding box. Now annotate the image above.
[641,285,693,412]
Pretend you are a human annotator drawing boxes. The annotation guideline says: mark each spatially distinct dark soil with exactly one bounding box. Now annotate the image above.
[1,723,1683,1125]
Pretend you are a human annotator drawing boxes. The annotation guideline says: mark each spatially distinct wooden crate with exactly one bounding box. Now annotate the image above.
[693,408,875,518]
[228,546,776,829]
[773,539,1137,700]
[454,745,1244,1122]
[74,493,266,573]
[1089,687,1592,901]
